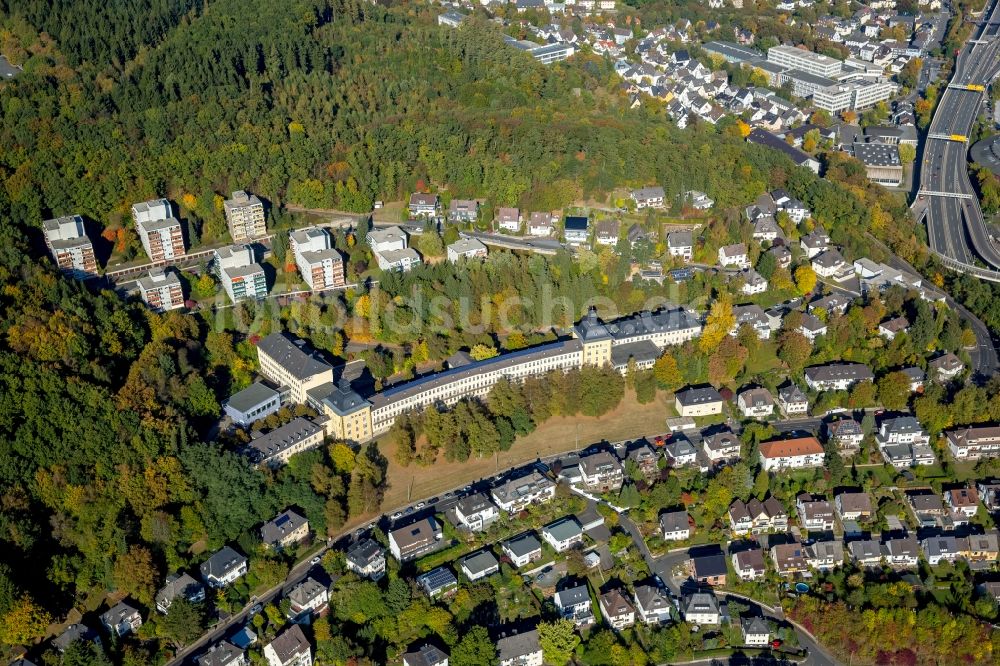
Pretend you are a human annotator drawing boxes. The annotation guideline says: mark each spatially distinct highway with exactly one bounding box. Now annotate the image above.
[921,0,1000,271]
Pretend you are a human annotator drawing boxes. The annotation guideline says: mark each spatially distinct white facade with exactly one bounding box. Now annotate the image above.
[290,227,345,290]
[447,237,488,262]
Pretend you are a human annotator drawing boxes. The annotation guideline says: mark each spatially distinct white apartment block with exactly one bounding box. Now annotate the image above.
[42,215,97,278]
[368,339,583,434]
[813,80,896,114]
[224,190,266,242]
[138,267,185,311]
[132,198,185,262]
[366,225,421,272]
[289,227,346,290]
[215,244,267,303]
[767,45,842,78]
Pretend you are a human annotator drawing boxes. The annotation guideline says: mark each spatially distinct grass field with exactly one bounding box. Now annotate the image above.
[376,389,672,510]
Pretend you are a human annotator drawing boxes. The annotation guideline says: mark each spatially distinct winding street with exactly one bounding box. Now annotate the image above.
[618,515,841,666]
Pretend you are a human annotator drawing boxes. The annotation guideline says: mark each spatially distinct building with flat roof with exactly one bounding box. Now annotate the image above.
[289,226,345,290]
[42,215,97,278]
[814,80,896,113]
[224,382,282,427]
[215,244,267,303]
[138,267,184,311]
[132,198,185,261]
[767,44,842,78]
[852,142,903,186]
[224,190,266,242]
[780,69,838,98]
[703,41,763,63]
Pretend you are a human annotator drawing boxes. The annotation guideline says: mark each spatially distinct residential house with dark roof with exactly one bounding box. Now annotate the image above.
[156,572,205,614]
[261,509,309,551]
[633,585,672,624]
[542,517,584,552]
[796,494,835,532]
[625,443,660,479]
[806,540,844,571]
[497,629,542,666]
[883,536,920,568]
[631,186,666,209]
[683,592,721,625]
[771,542,810,577]
[491,471,556,513]
[777,384,809,416]
[455,493,500,532]
[742,617,771,646]
[848,539,883,568]
[288,577,329,618]
[732,548,766,580]
[804,363,874,391]
[579,451,624,492]
[737,387,775,419]
[923,535,962,565]
[718,243,750,269]
[263,624,311,666]
[674,386,724,417]
[826,419,863,454]
[555,584,595,626]
[667,230,693,260]
[388,517,444,562]
[835,491,873,521]
[660,510,691,541]
[948,426,1000,460]
[200,546,248,588]
[928,351,964,381]
[460,550,500,582]
[408,193,439,217]
[691,549,728,585]
[402,644,449,666]
[346,538,386,580]
[417,567,459,599]
[197,641,247,666]
[599,589,637,630]
[502,532,543,568]
[702,429,741,464]
[100,601,142,637]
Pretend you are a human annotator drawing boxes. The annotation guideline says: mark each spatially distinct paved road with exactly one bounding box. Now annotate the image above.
[175,422,858,664]
[921,0,1000,270]
[619,515,840,666]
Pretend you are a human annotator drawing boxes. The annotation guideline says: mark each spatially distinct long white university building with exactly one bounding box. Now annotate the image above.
[261,306,704,441]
